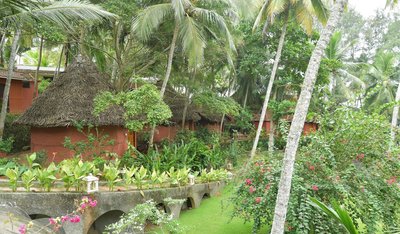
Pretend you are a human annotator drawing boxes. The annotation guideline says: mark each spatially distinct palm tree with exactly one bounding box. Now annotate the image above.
[325,31,365,104]
[249,0,329,158]
[270,1,348,233]
[132,0,236,146]
[0,0,115,139]
[363,53,399,148]
[364,53,398,112]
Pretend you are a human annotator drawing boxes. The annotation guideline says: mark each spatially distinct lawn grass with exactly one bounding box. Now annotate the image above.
[172,183,267,234]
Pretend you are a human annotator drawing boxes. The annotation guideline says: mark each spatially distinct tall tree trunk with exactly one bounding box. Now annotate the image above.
[54,44,64,81]
[270,1,347,233]
[249,21,287,159]
[390,82,400,150]
[182,86,190,129]
[149,23,179,147]
[33,36,44,98]
[0,32,6,67]
[243,85,249,108]
[220,114,225,133]
[268,90,277,153]
[0,28,21,139]
[64,42,70,68]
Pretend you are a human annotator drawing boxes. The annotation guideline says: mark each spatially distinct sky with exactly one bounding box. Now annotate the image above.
[348,0,388,17]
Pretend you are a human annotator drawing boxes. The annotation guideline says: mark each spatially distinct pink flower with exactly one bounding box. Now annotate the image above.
[245,179,252,185]
[309,165,315,171]
[61,216,69,223]
[249,186,256,194]
[312,185,319,191]
[387,177,397,185]
[265,184,271,191]
[255,197,262,204]
[80,203,87,209]
[18,224,26,234]
[89,200,97,207]
[49,218,57,225]
[69,215,81,223]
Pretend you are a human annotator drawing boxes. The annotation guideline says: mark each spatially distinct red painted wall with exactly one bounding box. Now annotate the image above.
[0,79,35,114]
[31,126,128,162]
[153,122,195,143]
[203,123,221,132]
[253,120,318,135]
[253,121,271,134]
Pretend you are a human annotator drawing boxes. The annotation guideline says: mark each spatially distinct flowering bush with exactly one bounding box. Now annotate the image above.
[18,196,97,234]
[231,110,400,233]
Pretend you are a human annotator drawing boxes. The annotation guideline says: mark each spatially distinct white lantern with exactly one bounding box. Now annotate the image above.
[83,173,99,193]
[188,174,195,185]
[227,172,234,180]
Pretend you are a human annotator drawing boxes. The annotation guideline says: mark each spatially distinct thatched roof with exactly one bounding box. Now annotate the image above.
[162,86,201,123]
[16,55,125,127]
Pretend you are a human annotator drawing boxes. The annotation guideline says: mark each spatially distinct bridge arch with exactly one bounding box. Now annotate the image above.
[87,210,125,234]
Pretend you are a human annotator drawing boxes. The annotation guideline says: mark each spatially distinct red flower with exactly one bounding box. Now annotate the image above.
[356,153,365,160]
[312,185,319,191]
[309,165,315,171]
[255,197,262,204]
[249,186,256,194]
[245,179,252,185]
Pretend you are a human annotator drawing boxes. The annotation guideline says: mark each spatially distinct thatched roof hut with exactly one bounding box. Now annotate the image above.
[16,55,124,127]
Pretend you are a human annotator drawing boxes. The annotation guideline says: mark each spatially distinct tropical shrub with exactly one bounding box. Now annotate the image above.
[231,109,400,233]
[0,137,14,153]
[4,114,30,153]
[105,200,184,234]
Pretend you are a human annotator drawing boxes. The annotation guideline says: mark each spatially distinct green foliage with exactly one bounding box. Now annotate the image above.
[193,92,241,118]
[0,158,20,176]
[134,165,148,190]
[231,109,400,233]
[94,84,172,131]
[103,160,121,191]
[35,163,58,192]
[21,169,36,192]
[309,198,359,234]
[5,167,20,192]
[133,137,227,172]
[167,167,190,186]
[63,123,115,159]
[105,200,184,234]
[0,137,14,153]
[38,78,51,94]
[59,159,94,191]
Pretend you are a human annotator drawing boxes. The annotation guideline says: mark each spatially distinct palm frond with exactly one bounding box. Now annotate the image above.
[3,0,115,30]
[193,7,236,52]
[294,3,313,35]
[267,0,287,23]
[171,0,190,21]
[132,3,173,41]
[310,0,329,25]
[253,0,270,31]
[179,16,206,68]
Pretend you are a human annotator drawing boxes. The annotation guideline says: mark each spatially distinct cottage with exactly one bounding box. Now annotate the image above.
[0,70,36,114]
[152,86,200,143]
[16,56,135,162]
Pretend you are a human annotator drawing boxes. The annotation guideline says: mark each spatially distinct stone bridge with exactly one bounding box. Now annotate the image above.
[0,182,225,233]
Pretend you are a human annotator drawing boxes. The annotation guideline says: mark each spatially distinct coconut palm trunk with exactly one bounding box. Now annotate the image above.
[54,44,64,80]
[249,21,287,159]
[390,82,400,150]
[149,23,179,147]
[243,86,249,108]
[270,1,347,233]
[33,36,44,98]
[0,32,6,67]
[0,28,21,139]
